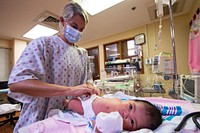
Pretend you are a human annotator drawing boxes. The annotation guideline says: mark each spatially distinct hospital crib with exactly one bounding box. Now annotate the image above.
[95,79,165,97]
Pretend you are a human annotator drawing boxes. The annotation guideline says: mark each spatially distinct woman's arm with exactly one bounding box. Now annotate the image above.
[9,79,98,97]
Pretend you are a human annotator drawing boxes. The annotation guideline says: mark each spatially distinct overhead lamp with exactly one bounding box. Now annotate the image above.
[73,0,124,16]
[23,24,59,39]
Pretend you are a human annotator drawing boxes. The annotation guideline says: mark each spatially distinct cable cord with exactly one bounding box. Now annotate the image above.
[192,113,200,129]
[174,112,200,131]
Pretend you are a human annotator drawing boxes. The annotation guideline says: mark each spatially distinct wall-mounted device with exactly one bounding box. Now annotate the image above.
[152,52,174,75]
[180,75,200,103]
[145,58,152,65]
[134,33,145,45]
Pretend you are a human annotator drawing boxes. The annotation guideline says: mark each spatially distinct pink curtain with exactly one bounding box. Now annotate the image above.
[188,6,200,74]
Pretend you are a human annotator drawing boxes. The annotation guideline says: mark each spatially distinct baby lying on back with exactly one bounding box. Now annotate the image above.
[63,94,162,132]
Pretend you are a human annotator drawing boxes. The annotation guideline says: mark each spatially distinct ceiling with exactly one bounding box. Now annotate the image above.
[0,0,194,44]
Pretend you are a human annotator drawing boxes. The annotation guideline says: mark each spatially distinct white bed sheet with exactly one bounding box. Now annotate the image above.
[192,103,200,111]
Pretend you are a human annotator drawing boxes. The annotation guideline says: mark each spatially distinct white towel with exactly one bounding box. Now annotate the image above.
[0,103,21,115]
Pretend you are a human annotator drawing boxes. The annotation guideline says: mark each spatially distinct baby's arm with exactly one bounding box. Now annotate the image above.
[63,98,84,115]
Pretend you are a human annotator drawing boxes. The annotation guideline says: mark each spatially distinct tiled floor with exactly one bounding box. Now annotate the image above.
[0,112,20,133]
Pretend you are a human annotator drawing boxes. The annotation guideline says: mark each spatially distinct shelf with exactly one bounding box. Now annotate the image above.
[105,59,130,65]
[105,68,120,70]
[124,66,137,69]
[105,63,130,66]
[105,62,130,66]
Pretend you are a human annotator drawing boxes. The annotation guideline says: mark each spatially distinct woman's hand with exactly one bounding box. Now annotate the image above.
[71,83,101,96]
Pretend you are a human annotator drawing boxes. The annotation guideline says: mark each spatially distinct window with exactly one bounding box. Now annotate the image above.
[122,39,138,57]
[104,38,144,75]
[105,43,120,62]
[87,47,100,80]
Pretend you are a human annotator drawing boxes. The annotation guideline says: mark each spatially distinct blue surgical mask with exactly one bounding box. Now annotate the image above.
[64,25,82,43]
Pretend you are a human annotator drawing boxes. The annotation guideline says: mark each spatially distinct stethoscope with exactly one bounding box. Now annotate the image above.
[174,111,200,132]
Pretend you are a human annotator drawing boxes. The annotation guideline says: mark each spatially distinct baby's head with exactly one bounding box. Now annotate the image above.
[135,100,162,130]
[119,99,162,131]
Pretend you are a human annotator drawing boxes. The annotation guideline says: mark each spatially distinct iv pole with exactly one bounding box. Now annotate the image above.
[168,0,179,99]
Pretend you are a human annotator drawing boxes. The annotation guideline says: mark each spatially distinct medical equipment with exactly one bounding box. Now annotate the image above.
[155,0,176,17]
[180,75,200,103]
[154,0,164,50]
[152,52,174,76]
[174,111,200,132]
[155,0,164,18]
[154,0,179,98]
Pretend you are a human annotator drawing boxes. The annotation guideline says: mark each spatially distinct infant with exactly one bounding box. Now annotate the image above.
[63,94,162,132]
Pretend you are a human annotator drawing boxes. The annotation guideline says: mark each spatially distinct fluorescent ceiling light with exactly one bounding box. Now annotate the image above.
[73,0,124,16]
[23,24,59,39]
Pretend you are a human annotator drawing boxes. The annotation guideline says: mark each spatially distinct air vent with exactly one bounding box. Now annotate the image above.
[34,10,60,29]
[43,16,59,23]
[148,0,186,20]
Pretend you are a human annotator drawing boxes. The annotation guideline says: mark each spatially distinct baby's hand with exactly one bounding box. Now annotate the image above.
[62,98,69,109]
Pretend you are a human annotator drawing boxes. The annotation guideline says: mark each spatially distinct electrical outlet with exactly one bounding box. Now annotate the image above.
[145,58,152,65]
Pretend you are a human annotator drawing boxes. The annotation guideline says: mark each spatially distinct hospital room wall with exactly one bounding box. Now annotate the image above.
[0,39,11,48]
[80,2,199,93]
[0,39,27,76]
[81,14,191,76]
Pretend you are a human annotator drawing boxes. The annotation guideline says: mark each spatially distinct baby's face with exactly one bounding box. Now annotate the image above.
[118,100,149,131]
